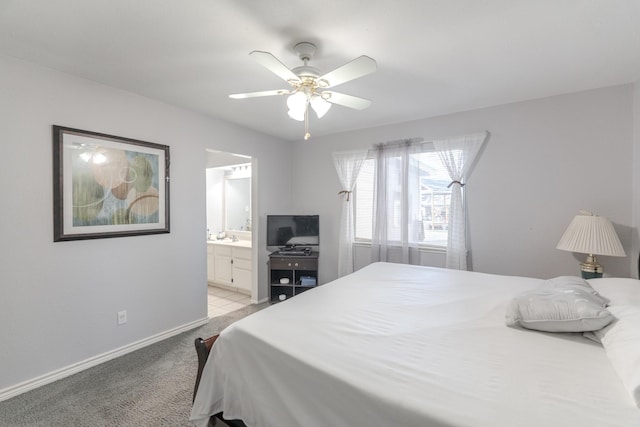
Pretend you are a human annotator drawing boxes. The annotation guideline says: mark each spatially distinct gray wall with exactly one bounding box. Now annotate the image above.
[633,81,640,277]
[0,55,291,393]
[291,84,635,284]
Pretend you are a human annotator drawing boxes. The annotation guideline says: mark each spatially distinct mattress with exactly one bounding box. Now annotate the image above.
[190,262,640,427]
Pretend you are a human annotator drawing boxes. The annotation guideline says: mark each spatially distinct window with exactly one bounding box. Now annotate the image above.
[355,149,451,248]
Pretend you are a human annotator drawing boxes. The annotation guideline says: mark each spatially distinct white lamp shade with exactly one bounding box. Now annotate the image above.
[310,95,331,118]
[556,213,625,257]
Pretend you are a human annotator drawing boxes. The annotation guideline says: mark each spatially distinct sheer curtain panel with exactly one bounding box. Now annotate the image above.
[433,131,488,270]
[333,150,368,277]
[370,138,423,264]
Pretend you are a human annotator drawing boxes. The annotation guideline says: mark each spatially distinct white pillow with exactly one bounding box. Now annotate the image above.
[546,276,609,305]
[547,275,592,288]
[589,278,640,407]
[505,287,613,332]
[593,305,640,407]
[588,278,640,306]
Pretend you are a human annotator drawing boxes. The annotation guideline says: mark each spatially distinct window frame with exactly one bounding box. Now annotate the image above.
[353,142,451,252]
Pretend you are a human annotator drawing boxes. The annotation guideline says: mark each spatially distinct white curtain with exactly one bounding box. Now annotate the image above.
[332,150,368,277]
[433,131,488,270]
[370,138,423,264]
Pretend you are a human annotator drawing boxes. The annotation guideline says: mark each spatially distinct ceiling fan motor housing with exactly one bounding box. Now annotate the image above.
[294,42,317,61]
[292,42,322,81]
[292,66,321,79]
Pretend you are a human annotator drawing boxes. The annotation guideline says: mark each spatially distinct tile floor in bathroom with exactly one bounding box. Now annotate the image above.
[208,285,251,318]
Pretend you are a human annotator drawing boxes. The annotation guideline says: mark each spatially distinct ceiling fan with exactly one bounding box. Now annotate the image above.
[230,42,377,140]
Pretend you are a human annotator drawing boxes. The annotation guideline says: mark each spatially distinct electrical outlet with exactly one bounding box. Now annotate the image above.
[117,310,127,325]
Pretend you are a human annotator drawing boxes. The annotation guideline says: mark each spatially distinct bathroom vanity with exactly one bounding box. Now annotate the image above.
[207,239,252,295]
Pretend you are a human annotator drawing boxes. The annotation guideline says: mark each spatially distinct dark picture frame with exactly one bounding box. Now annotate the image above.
[53,125,170,241]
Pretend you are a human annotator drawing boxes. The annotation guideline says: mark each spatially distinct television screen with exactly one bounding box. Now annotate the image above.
[267,215,319,247]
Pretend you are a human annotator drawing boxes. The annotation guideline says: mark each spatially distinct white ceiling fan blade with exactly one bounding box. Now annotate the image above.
[323,91,372,110]
[229,89,291,99]
[318,56,377,88]
[250,51,301,83]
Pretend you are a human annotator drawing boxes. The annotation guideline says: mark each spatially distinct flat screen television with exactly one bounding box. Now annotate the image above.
[267,215,319,248]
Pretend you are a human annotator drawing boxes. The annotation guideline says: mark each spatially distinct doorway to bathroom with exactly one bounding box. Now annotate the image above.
[205,149,256,318]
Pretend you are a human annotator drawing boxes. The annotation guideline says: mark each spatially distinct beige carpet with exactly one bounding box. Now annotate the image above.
[0,304,266,426]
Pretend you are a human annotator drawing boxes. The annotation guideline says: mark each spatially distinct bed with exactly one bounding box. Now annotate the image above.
[190,262,640,427]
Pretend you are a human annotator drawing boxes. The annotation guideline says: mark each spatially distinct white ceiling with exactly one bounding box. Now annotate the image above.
[1,0,639,141]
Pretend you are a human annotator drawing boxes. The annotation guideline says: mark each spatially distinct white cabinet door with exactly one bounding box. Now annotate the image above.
[213,246,233,286]
[232,247,252,293]
[233,263,252,293]
[207,245,215,282]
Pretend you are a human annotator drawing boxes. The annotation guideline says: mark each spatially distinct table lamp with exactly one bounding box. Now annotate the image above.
[556,211,625,279]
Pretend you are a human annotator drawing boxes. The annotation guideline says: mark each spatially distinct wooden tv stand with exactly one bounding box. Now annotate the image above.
[268,251,318,303]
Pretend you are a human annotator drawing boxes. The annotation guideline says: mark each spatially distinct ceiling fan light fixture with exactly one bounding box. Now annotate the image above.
[287,107,305,122]
[287,91,307,110]
[310,95,331,118]
[287,91,308,121]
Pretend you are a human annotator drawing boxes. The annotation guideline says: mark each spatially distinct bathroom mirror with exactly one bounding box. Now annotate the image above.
[225,176,251,231]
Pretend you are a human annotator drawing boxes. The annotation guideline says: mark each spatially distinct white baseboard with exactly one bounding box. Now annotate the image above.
[0,317,210,403]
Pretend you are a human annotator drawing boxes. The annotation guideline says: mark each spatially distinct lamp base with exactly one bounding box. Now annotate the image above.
[580,254,603,279]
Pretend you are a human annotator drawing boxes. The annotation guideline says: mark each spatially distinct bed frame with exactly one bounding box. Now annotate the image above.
[193,336,247,427]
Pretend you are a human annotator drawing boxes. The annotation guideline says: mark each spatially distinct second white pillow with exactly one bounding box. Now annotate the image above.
[505,287,613,332]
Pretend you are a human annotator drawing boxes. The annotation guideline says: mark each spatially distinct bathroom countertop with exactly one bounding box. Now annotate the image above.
[207,239,252,248]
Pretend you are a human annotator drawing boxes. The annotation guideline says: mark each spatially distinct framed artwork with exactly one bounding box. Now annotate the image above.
[53,125,170,241]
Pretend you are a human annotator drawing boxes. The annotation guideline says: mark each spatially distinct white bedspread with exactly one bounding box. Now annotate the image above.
[191,262,640,427]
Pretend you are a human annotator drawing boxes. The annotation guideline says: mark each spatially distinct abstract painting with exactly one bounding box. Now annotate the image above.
[53,126,170,241]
